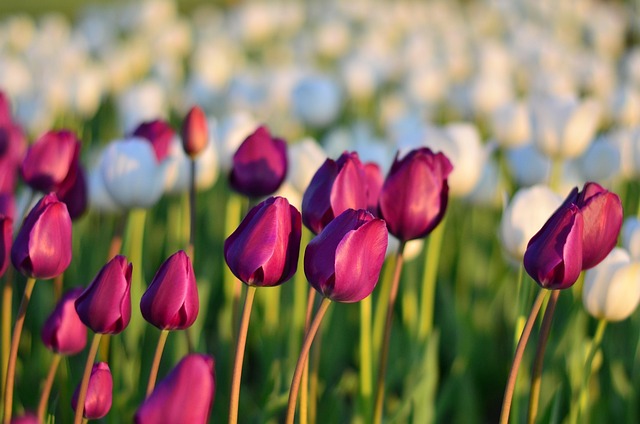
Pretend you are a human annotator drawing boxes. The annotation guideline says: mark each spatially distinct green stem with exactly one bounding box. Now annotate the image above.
[3,277,36,424]
[1,268,13,407]
[146,330,170,397]
[373,243,406,424]
[73,333,103,424]
[286,298,332,424]
[418,217,447,340]
[359,295,373,422]
[513,265,526,351]
[228,286,256,424]
[38,353,62,422]
[527,290,560,424]
[372,255,396,366]
[300,288,316,424]
[224,194,243,344]
[185,159,197,353]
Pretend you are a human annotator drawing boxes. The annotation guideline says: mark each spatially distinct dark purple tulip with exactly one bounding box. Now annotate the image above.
[0,192,15,219]
[71,362,112,420]
[0,215,11,278]
[181,106,208,159]
[229,125,287,197]
[524,204,584,290]
[379,148,453,242]
[304,209,388,303]
[41,287,87,355]
[10,412,39,424]
[134,354,215,424]
[75,255,132,334]
[141,250,199,330]
[0,125,27,193]
[301,151,368,234]
[56,164,88,220]
[11,193,72,279]
[224,196,301,287]
[363,162,384,217]
[132,119,174,162]
[21,130,80,193]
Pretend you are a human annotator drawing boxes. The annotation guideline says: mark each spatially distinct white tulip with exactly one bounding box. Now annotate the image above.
[163,136,219,195]
[506,144,551,187]
[610,85,640,127]
[622,217,640,261]
[117,80,167,133]
[491,101,530,148]
[214,112,258,172]
[576,137,620,182]
[286,138,327,194]
[291,75,342,129]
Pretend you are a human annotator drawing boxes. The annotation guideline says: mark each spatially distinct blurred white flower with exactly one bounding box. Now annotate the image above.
[214,112,258,172]
[286,138,327,194]
[622,217,640,261]
[163,136,219,195]
[0,55,32,99]
[491,100,531,148]
[69,63,105,118]
[610,85,640,127]
[576,137,620,182]
[315,18,351,59]
[464,155,502,208]
[386,234,424,261]
[87,147,122,214]
[603,127,640,179]
[117,80,167,133]
[291,75,342,128]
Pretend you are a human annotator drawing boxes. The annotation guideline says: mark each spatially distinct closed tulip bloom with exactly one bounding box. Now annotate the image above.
[134,354,215,424]
[75,255,132,334]
[132,119,174,162]
[71,362,112,420]
[229,125,287,197]
[21,130,80,193]
[41,287,87,355]
[379,148,453,241]
[0,124,27,193]
[181,106,208,158]
[301,151,368,234]
[363,162,384,216]
[224,196,301,287]
[11,193,72,279]
[305,208,388,303]
[0,215,11,278]
[56,164,88,220]
[141,250,198,330]
[524,204,584,289]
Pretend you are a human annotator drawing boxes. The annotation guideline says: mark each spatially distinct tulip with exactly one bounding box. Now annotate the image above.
[134,354,215,424]
[214,112,258,172]
[163,135,219,195]
[11,193,72,279]
[0,124,27,194]
[506,143,552,187]
[622,217,640,260]
[71,362,113,420]
[0,192,15,219]
[583,248,640,321]
[229,125,287,198]
[21,130,80,193]
[56,164,88,220]
[75,255,132,334]
[1,215,11,278]
[224,196,301,287]
[41,287,87,355]
[491,101,531,148]
[131,119,174,162]
[141,250,198,330]
[379,147,453,242]
[286,137,327,194]
[363,162,384,217]
[291,75,342,128]
[181,106,208,158]
[301,151,368,234]
[305,209,388,303]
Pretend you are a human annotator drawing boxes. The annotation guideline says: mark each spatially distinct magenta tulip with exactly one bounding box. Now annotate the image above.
[41,287,87,355]
[301,151,368,234]
[75,255,132,334]
[21,130,80,193]
[363,162,384,217]
[224,196,301,287]
[0,215,11,278]
[229,125,287,197]
[0,92,27,193]
[0,192,15,218]
[132,119,174,162]
[141,250,199,330]
[304,208,388,303]
[11,193,72,279]
[134,354,215,424]
[181,106,208,158]
[379,148,452,241]
[71,362,113,420]
[56,164,88,220]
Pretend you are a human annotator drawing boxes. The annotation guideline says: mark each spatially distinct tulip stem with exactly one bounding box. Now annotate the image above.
[0,269,13,407]
[373,243,406,424]
[300,288,316,424]
[499,288,548,424]
[359,295,373,422]
[3,277,36,424]
[286,298,332,424]
[73,333,102,424]
[38,353,62,422]
[146,330,170,397]
[229,286,256,424]
[418,216,447,340]
[527,289,560,424]
[185,159,197,354]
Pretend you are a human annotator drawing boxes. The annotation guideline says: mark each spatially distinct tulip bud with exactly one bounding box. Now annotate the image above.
[181,106,208,159]
[41,287,87,355]
[229,125,287,198]
[141,250,198,330]
[21,130,80,193]
[301,151,368,234]
[379,147,453,242]
[11,193,72,279]
[71,362,112,420]
[305,209,388,303]
[583,248,640,321]
[131,119,174,162]
[75,255,132,334]
[0,215,11,278]
[134,354,215,424]
[224,196,301,287]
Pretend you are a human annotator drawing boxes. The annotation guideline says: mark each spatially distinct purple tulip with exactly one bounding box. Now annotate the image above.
[229,125,287,197]
[132,119,174,162]
[56,164,88,220]
[41,287,87,355]
[304,208,388,303]
[75,255,132,334]
[181,106,208,158]
[134,354,215,424]
[71,362,112,420]
[379,148,453,242]
[0,92,27,193]
[301,151,368,234]
[11,193,72,279]
[363,162,384,217]
[524,204,584,289]
[0,215,11,278]
[21,130,80,193]
[141,250,199,330]
[9,412,39,424]
[0,192,15,219]
[224,196,301,287]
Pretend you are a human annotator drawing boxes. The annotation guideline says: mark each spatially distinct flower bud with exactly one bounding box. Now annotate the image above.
[304,209,388,303]
[131,119,174,162]
[11,193,72,279]
[141,250,198,330]
[181,106,208,158]
[75,255,132,334]
[0,215,11,278]
[41,287,87,355]
[224,196,301,287]
[71,362,112,420]
[134,354,215,424]
[21,130,80,193]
